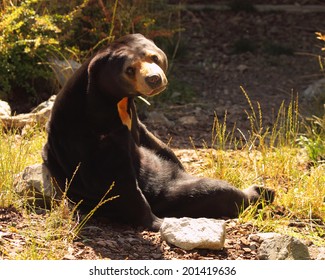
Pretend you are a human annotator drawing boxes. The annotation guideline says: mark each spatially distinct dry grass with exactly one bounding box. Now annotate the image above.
[0,125,45,208]
[0,95,324,259]
[200,92,325,246]
[0,125,79,259]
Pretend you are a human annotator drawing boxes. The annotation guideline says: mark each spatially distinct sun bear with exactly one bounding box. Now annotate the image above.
[42,34,274,231]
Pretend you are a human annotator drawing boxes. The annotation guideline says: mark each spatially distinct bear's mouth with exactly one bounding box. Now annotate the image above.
[136,85,167,98]
[147,85,167,97]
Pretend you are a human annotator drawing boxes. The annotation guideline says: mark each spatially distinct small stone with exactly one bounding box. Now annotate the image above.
[147,111,174,127]
[152,253,162,259]
[237,64,249,73]
[248,234,262,243]
[240,237,250,246]
[171,91,182,99]
[243,247,252,253]
[97,240,107,247]
[178,116,198,126]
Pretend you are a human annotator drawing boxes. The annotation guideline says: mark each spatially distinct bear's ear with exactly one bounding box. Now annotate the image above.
[161,52,168,73]
[87,50,111,94]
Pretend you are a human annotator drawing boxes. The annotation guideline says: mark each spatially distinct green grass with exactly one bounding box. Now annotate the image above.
[0,125,46,208]
[0,93,324,259]
[0,126,78,259]
[200,91,325,246]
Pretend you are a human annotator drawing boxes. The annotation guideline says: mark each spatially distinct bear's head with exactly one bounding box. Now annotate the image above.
[87,34,168,99]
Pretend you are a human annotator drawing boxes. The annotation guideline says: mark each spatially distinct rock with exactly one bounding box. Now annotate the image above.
[252,233,311,260]
[316,247,325,260]
[171,91,182,99]
[0,95,55,129]
[237,64,249,73]
[160,217,226,250]
[0,110,51,129]
[31,95,56,113]
[300,78,325,118]
[194,107,202,115]
[147,111,174,127]
[49,59,81,87]
[14,163,60,208]
[309,245,325,260]
[0,100,11,117]
[178,116,199,125]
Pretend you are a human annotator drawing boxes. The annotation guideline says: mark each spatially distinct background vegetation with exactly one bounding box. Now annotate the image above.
[0,0,178,112]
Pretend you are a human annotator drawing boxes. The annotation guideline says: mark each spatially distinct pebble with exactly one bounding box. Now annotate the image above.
[178,116,199,125]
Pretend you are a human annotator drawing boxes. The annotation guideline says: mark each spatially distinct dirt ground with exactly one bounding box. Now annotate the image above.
[1,2,325,260]
[144,2,325,149]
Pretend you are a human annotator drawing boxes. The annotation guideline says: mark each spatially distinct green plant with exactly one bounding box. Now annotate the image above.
[201,93,325,245]
[0,0,89,106]
[298,115,325,164]
[0,0,180,112]
[295,33,325,164]
[0,125,46,208]
[0,1,54,97]
[0,124,120,259]
[239,87,300,149]
[65,0,179,52]
[211,111,237,150]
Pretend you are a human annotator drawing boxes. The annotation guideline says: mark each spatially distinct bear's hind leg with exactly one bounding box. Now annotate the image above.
[242,185,275,208]
[153,176,275,219]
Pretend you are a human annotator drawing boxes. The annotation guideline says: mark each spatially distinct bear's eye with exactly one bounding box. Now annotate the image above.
[151,55,159,64]
[126,66,135,77]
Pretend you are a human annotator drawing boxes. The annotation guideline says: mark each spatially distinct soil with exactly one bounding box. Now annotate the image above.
[0,203,323,260]
[1,2,325,260]
[144,2,325,149]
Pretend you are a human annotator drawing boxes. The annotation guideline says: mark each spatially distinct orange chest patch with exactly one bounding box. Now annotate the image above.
[117,97,132,131]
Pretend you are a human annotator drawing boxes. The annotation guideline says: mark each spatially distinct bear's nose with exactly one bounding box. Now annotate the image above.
[145,74,162,89]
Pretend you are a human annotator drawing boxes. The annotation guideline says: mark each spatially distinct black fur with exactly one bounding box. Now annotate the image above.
[42,34,274,231]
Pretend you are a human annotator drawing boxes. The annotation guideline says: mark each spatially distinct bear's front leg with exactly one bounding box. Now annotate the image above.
[78,126,162,230]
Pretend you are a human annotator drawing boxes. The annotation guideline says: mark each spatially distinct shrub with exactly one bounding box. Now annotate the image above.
[0,0,69,103]
[63,0,178,51]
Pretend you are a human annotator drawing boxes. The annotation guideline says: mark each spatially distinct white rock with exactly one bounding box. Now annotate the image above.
[0,95,55,129]
[31,95,56,113]
[316,247,325,260]
[0,100,11,117]
[160,217,226,250]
